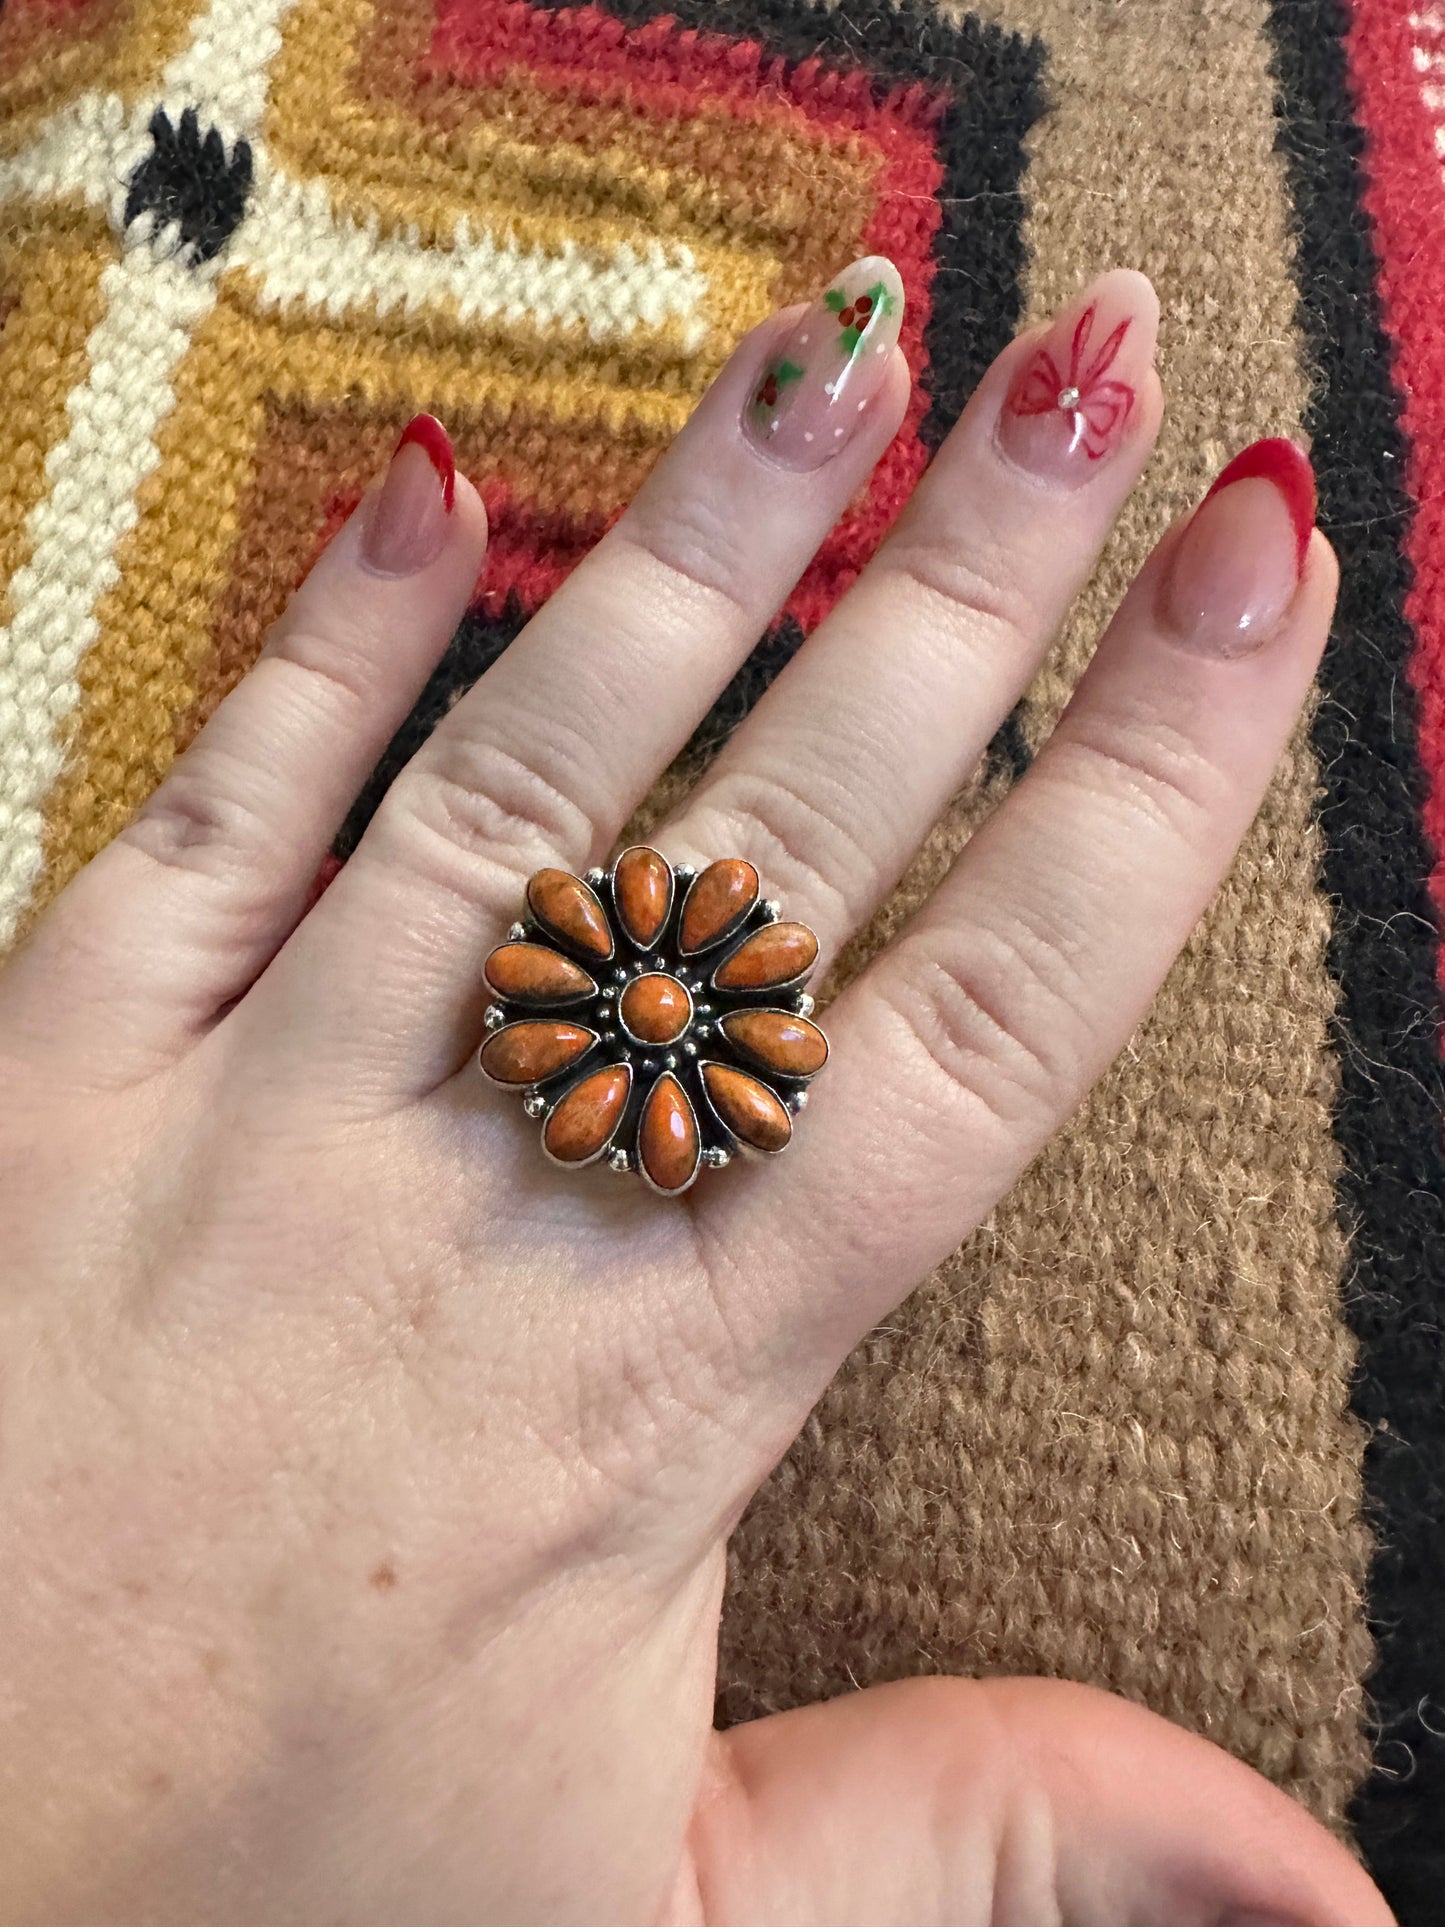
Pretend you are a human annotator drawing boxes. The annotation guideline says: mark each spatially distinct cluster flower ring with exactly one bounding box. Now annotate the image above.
[478,849,828,1196]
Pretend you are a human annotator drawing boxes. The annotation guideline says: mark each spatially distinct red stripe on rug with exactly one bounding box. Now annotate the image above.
[1342,0,1445,1006]
[421,0,945,635]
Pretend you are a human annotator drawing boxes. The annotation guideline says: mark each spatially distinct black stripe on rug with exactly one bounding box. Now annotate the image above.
[1265,2,1445,1916]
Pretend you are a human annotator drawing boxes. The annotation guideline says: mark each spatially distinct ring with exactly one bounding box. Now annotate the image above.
[479,848,828,1196]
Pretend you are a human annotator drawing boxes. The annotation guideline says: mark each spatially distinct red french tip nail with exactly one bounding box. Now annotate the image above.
[1202,436,1316,574]
[395,413,456,512]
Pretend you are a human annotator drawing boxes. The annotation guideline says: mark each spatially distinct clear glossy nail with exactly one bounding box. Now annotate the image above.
[1163,439,1316,658]
[360,413,456,577]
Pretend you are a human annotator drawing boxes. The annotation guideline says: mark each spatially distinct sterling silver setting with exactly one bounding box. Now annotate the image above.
[477,848,829,1196]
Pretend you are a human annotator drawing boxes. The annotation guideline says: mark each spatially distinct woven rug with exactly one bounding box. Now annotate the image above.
[2,0,1443,1915]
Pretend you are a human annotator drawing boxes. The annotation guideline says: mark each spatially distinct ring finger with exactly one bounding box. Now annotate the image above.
[662,267,1163,966]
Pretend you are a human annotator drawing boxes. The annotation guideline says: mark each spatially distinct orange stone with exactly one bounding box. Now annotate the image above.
[480,1021,595,1086]
[712,920,819,991]
[483,942,596,1007]
[638,1072,700,1193]
[619,972,691,1045]
[543,1064,632,1163]
[526,868,613,961]
[720,1008,828,1078]
[701,1063,792,1153]
[612,846,673,949]
[679,857,758,955]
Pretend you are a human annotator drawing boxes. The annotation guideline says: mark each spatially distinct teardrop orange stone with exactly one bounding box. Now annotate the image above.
[701,1063,792,1153]
[612,846,673,949]
[719,1008,828,1077]
[638,1072,700,1194]
[712,921,818,991]
[679,858,758,955]
[543,1064,632,1163]
[480,1021,596,1086]
[619,973,691,1045]
[484,942,596,1007]
[526,868,613,961]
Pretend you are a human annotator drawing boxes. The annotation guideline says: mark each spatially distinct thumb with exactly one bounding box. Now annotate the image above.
[678,1675,1394,1927]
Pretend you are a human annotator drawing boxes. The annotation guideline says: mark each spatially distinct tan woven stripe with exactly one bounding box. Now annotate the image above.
[715,0,1372,1835]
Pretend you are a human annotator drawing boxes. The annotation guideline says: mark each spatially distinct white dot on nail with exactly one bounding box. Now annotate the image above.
[857,400,867,411]
[799,333,810,344]
[834,427,844,438]
[875,343,886,354]
[803,431,814,442]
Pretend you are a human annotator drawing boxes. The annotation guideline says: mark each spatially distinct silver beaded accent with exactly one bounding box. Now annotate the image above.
[483,1003,507,1031]
[585,867,606,887]
[1058,385,1081,408]
[702,1146,731,1169]
[523,1092,547,1118]
[673,863,696,882]
[608,1148,632,1173]
[786,1089,809,1113]
[508,921,527,941]
[796,992,815,1017]
[762,899,782,920]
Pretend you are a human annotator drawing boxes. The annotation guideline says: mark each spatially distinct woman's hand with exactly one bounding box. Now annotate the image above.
[0,260,1392,1927]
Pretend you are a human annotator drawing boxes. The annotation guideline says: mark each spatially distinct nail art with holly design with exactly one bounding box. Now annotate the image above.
[744,254,906,472]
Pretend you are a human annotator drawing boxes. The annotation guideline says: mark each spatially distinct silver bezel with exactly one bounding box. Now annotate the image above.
[477,1020,600,1089]
[610,845,676,952]
[615,971,694,1049]
[708,925,818,998]
[525,873,614,965]
[634,1072,703,1197]
[538,1059,634,1170]
[481,943,599,1010]
[696,1058,794,1158]
[715,1006,830,1080]
[675,860,760,958]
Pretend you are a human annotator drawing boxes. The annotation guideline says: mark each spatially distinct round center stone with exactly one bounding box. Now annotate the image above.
[619,972,692,1046]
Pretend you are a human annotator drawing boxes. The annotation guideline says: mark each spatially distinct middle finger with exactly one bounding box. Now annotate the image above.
[664,268,1162,962]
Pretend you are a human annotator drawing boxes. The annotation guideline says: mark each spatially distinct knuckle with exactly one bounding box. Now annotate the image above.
[881,926,1084,1133]
[390,736,593,880]
[259,626,382,718]
[612,490,758,627]
[120,764,270,882]
[1049,707,1223,844]
[689,765,860,940]
[885,527,1041,652]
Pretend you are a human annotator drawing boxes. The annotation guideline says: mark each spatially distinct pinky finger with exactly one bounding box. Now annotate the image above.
[1,418,487,1083]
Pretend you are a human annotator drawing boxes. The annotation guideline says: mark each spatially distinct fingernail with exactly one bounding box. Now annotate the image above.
[360,413,456,576]
[743,255,905,470]
[997,269,1156,484]
[1162,437,1316,659]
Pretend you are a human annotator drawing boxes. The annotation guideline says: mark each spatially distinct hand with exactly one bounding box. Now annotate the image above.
[0,259,1393,1927]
